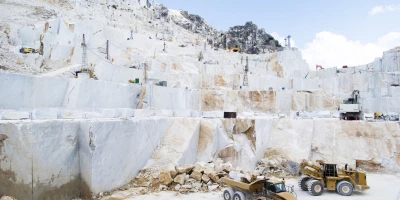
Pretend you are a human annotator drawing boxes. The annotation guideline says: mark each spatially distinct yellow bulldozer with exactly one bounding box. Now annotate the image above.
[19,42,43,55]
[19,47,38,54]
[298,160,369,196]
[374,112,384,119]
[228,47,241,53]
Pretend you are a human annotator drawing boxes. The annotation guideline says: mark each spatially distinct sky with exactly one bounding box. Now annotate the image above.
[156,0,400,69]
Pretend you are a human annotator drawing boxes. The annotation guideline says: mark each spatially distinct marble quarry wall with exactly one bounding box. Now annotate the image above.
[1,1,400,199]
[0,72,344,117]
[0,118,174,199]
[0,72,142,110]
[1,118,399,199]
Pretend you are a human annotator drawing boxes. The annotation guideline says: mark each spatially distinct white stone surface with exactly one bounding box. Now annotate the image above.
[79,118,174,194]
[0,110,31,120]
[0,120,81,199]
[1,0,400,199]
[0,72,142,110]
[144,118,201,170]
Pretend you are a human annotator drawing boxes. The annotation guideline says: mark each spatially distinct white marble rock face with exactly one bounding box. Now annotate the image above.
[0,121,81,200]
[78,118,174,194]
[1,0,400,198]
[0,72,142,110]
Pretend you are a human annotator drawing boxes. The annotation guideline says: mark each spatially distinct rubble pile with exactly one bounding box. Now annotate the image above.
[127,155,299,196]
[131,159,233,194]
[255,149,301,177]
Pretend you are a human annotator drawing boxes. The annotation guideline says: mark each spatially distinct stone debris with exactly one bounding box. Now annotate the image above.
[131,159,237,194]
[208,184,219,191]
[159,171,173,185]
[129,155,298,195]
[173,173,185,185]
[256,149,300,177]
[201,174,210,182]
[189,170,202,181]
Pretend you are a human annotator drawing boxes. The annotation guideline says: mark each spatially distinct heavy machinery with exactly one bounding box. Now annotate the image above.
[221,177,297,200]
[19,42,43,54]
[339,90,362,120]
[74,69,98,80]
[19,47,38,54]
[374,112,384,120]
[228,47,241,53]
[298,160,370,196]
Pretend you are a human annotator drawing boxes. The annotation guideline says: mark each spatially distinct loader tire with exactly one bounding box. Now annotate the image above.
[307,180,324,196]
[233,191,245,200]
[337,181,353,196]
[298,175,310,191]
[223,188,234,200]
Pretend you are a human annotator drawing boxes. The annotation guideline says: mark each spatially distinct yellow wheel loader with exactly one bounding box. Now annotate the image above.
[298,160,370,196]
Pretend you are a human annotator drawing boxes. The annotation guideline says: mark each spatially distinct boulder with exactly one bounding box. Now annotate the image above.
[193,182,202,190]
[150,178,160,189]
[174,173,185,185]
[229,171,244,182]
[133,177,151,187]
[201,174,210,183]
[208,184,219,191]
[215,165,224,173]
[222,163,234,172]
[190,170,203,181]
[170,169,178,178]
[207,172,219,183]
[159,171,173,185]
[193,162,206,172]
[203,164,215,174]
[176,165,195,174]
[174,184,181,191]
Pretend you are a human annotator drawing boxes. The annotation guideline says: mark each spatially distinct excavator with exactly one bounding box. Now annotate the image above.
[19,42,44,55]
[339,90,362,120]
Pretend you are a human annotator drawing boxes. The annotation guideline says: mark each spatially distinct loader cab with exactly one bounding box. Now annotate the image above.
[323,164,338,177]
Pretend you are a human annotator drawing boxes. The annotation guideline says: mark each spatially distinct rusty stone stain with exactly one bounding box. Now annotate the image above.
[214,75,226,87]
[198,120,215,153]
[201,91,224,111]
[44,22,49,33]
[0,134,8,155]
[68,24,75,32]
[136,85,147,109]
[67,47,75,63]
[172,63,180,70]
